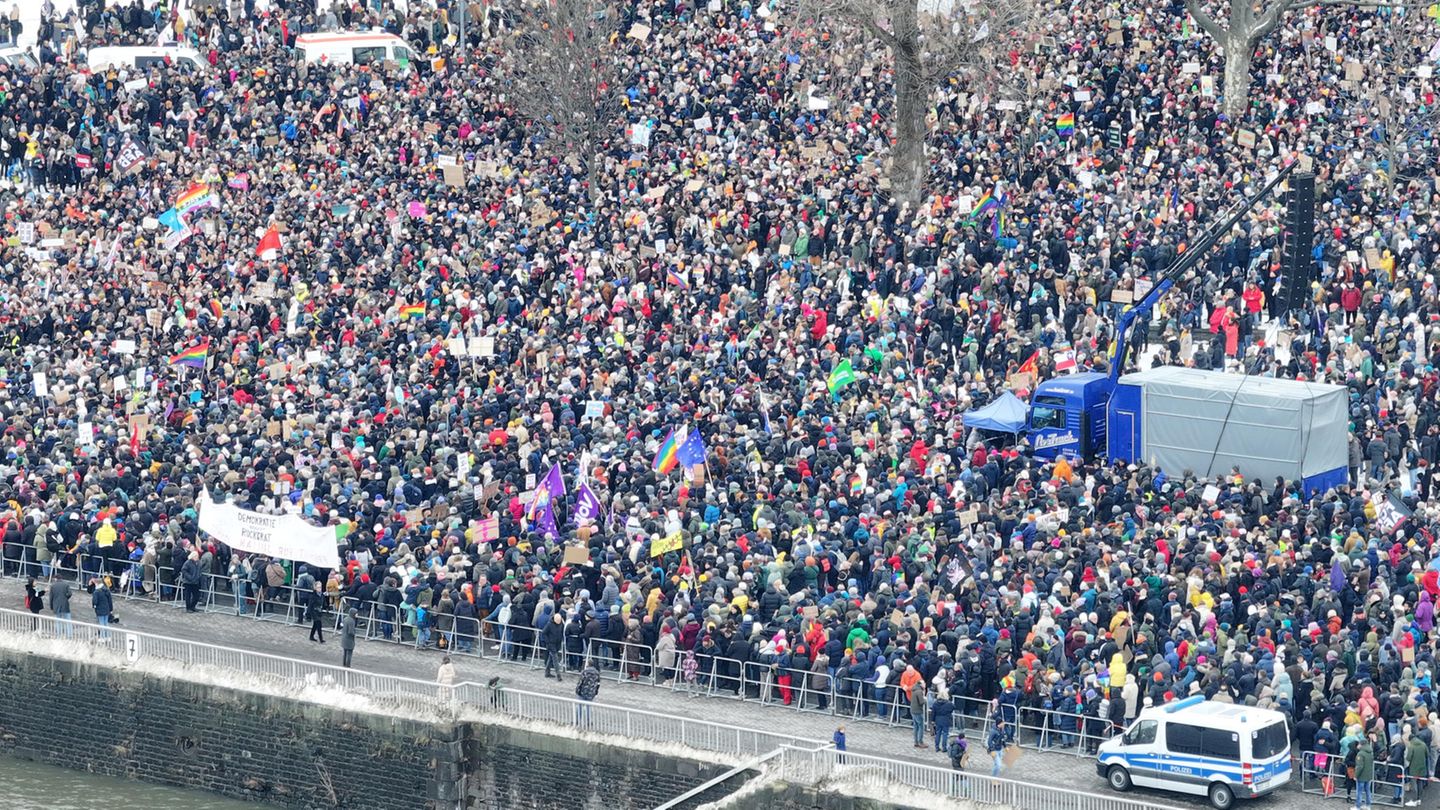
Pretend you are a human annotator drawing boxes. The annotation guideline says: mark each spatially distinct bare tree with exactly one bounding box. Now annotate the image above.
[1186,0,1433,119]
[502,0,625,201]
[1328,9,1440,191]
[801,0,1038,204]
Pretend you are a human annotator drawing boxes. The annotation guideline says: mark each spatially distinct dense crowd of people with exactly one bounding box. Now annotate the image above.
[2,0,1440,786]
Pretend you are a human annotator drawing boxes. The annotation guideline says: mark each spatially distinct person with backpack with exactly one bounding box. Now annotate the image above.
[948,734,969,795]
[987,718,1008,777]
[575,661,601,725]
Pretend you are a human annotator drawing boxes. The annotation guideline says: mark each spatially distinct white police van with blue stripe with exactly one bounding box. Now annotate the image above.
[1097,696,1291,809]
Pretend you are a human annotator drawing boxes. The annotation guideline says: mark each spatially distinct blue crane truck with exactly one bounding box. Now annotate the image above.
[1024,162,1348,493]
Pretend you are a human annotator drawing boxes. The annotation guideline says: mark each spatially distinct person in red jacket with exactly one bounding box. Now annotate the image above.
[1341,283,1362,324]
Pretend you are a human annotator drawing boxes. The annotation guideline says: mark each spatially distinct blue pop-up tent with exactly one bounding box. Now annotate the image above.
[963,390,1028,434]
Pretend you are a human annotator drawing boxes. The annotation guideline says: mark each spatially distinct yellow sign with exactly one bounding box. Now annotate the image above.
[651,531,684,557]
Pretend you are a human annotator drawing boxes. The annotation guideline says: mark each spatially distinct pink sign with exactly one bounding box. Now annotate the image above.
[477,515,500,543]
[407,200,427,218]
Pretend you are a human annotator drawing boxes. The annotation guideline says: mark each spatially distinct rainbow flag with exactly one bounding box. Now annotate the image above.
[399,303,426,319]
[967,190,997,221]
[653,428,682,474]
[667,269,689,289]
[169,340,210,368]
[208,299,223,320]
[174,183,219,216]
[991,207,1006,238]
[1056,112,1075,138]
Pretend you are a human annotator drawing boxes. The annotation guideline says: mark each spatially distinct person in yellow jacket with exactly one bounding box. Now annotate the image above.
[1108,652,1128,692]
[95,517,118,581]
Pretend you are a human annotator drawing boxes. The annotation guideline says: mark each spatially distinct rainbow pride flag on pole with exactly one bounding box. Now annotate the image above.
[169,340,210,368]
[174,183,220,217]
[653,428,682,474]
[1056,112,1076,138]
[399,303,426,318]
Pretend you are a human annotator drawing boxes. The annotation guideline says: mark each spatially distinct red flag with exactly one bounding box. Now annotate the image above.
[1017,350,1039,376]
[257,226,282,261]
[129,421,140,457]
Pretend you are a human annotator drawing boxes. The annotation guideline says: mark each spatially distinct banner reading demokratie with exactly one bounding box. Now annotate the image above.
[197,490,341,569]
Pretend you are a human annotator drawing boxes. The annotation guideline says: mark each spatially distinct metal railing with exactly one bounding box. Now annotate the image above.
[0,606,828,761]
[777,745,1191,810]
[1,563,1109,756]
[1298,749,1413,806]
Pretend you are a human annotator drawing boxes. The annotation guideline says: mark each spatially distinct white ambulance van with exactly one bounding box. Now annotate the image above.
[293,31,417,69]
[1096,696,1291,809]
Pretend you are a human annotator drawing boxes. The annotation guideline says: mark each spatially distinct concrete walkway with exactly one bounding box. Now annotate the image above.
[37,584,1321,810]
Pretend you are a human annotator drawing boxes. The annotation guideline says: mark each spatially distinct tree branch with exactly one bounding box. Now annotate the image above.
[1250,0,1295,42]
[1185,0,1229,42]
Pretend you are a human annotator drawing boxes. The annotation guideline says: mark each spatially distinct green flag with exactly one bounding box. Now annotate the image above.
[827,358,856,395]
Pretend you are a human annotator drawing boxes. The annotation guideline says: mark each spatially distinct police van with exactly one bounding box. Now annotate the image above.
[1096,696,1291,809]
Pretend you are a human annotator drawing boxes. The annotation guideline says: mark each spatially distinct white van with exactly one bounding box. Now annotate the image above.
[1097,696,1291,809]
[86,46,207,73]
[0,47,37,70]
[293,31,416,69]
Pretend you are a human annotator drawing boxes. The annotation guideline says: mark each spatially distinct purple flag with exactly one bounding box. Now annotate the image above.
[528,463,566,521]
[535,502,560,542]
[573,482,604,528]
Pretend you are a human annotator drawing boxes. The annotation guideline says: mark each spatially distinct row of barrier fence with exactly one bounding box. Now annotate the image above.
[2,562,1125,755]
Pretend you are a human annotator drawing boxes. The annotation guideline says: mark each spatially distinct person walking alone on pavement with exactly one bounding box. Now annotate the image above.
[436,655,457,700]
[340,608,357,668]
[575,661,601,725]
[987,719,1009,777]
[90,577,113,640]
[49,577,72,638]
[306,582,326,643]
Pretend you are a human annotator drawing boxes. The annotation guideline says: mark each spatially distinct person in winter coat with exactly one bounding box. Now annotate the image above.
[541,612,565,680]
[306,582,326,643]
[180,550,203,612]
[932,689,955,752]
[90,578,113,638]
[1354,734,1375,809]
[1404,728,1429,806]
[810,652,832,710]
[655,629,678,683]
[49,578,72,637]
[987,718,1008,776]
[575,662,601,724]
[340,608,357,668]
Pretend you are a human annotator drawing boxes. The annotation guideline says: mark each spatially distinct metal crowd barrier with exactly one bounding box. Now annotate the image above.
[0,606,830,761]
[1298,749,1413,806]
[0,563,1116,756]
[776,745,1190,810]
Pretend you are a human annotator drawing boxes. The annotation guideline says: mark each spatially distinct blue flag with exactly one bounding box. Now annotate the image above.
[676,429,708,468]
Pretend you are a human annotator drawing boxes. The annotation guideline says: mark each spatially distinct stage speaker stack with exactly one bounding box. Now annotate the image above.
[1273,171,1317,317]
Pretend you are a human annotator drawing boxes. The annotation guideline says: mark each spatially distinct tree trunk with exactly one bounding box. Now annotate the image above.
[889,0,926,205]
[892,54,927,206]
[1221,33,1255,120]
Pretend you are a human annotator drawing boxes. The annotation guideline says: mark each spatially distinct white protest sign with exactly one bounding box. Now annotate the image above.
[1202,484,1220,504]
[197,490,340,569]
[585,400,606,421]
[114,339,137,354]
[32,372,48,398]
